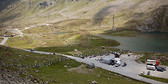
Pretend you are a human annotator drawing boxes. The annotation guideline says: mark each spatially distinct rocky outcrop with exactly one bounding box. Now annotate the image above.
[137,5,168,32]
[152,5,168,32]
[0,67,33,84]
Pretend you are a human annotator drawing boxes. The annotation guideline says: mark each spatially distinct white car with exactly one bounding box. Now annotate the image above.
[146,65,156,70]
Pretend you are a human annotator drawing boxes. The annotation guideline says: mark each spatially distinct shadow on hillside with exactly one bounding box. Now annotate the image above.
[0,13,21,23]
[151,5,168,32]
[93,5,116,25]
[0,0,19,12]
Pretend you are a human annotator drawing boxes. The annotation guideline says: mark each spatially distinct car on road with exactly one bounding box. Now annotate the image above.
[30,49,34,52]
[53,53,58,55]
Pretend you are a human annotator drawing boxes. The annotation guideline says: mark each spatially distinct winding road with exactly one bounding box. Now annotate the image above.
[0,37,167,84]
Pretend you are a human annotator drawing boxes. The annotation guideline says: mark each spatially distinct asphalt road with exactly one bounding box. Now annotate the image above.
[24,49,168,84]
[0,37,8,45]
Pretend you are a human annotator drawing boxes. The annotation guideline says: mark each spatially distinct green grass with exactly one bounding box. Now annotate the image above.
[6,36,36,49]
[0,38,3,42]
[28,65,145,84]
[35,35,120,53]
[138,53,151,63]
[138,53,168,66]
[0,45,62,65]
[0,46,146,84]
[140,75,168,83]
[104,30,139,37]
[22,25,53,35]
[7,29,120,53]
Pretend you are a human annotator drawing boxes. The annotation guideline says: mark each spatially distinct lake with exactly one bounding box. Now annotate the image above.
[98,33,168,53]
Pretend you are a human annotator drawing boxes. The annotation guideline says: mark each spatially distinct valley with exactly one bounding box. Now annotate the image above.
[0,0,168,84]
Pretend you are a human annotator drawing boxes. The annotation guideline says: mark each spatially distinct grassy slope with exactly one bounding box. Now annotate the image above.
[5,22,120,54]
[1,0,166,33]
[6,32,119,53]
[0,46,145,84]
[0,38,3,42]
[0,46,63,65]
[0,0,97,29]
[104,30,139,37]
[30,66,145,84]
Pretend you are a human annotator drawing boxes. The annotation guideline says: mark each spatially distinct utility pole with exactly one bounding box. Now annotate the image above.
[112,14,114,28]
[10,20,12,29]
[48,12,50,22]
[28,0,31,8]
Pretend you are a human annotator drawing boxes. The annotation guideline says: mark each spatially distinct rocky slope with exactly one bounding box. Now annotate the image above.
[0,0,168,33]
[136,5,168,32]
[0,67,33,84]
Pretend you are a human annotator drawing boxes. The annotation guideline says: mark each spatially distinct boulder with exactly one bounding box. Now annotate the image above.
[86,63,95,69]
[64,65,68,68]
[91,81,98,84]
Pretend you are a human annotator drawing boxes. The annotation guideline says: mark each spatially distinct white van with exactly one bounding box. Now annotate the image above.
[146,59,156,70]
[113,58,121,67]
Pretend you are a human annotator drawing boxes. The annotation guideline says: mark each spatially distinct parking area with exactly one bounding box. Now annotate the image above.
[87,53,168,79]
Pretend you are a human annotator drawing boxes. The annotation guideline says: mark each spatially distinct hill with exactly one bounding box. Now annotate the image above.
[0,0,168,35]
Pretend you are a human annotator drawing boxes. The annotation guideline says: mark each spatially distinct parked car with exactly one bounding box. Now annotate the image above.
[122,62,127,67]
[146,65,155,70]
[156,66,164,72]
[81,56,85,59]
[115,63,120,67]
[159,66,166,71]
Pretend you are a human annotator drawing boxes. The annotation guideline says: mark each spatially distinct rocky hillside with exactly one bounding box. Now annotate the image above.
[0,0,168,33]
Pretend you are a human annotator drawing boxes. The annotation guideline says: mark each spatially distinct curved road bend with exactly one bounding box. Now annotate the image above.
[23,49,167,84]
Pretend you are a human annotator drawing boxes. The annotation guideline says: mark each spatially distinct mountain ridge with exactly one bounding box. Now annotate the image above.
[0,0,168,34]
